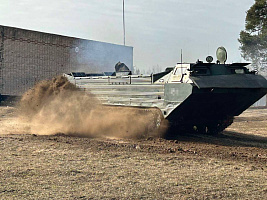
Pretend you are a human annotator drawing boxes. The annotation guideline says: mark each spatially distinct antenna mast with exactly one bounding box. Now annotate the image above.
[181,49,183,64]
[123,0,125,46]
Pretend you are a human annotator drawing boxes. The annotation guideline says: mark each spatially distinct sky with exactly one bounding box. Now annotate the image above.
[0,0,255,71]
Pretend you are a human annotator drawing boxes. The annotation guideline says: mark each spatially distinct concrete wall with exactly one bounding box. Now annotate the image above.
[0,25,133,95]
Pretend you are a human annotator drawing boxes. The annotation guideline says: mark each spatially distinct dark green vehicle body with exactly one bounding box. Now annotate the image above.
[67,59,267,135]
[162,62,267,134]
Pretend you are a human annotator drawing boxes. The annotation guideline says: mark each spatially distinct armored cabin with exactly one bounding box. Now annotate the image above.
[0,25,133,97]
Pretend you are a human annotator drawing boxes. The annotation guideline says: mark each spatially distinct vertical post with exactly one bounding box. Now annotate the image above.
[0,27,4,94]
[181,49,182,64]
[123,0,125,46]
[181,49,183,83]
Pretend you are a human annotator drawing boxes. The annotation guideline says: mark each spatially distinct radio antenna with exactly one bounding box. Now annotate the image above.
[123,0,125,46]
[181,49,183,64]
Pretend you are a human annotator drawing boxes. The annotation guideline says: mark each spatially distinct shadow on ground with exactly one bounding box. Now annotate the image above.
[165,130,267,149]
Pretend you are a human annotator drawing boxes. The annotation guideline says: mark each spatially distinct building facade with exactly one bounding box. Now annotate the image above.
[0,25,133,96]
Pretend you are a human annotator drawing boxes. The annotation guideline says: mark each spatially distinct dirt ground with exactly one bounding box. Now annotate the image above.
[0,106,266,199]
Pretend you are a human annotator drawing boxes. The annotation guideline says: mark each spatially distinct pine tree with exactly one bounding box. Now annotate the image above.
[238,0,267,75]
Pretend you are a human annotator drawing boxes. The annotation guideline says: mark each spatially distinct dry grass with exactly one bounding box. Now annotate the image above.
[226,108,267,137]
[0,107,266,199]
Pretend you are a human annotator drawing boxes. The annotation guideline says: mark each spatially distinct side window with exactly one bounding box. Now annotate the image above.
[231,68,245,74]
[173,67,187,75]
[235,69,245,74]
[175,67,181,75]
[191,68,209,75]
[173,67,178,74]
[194,69,207,75]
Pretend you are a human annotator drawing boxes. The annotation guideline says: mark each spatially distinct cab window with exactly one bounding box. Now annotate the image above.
[231,68,245,74]
[173,67,187,75]
[192,68,210,75]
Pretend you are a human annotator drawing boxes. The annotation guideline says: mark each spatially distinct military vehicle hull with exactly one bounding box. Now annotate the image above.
[64,61,267,135]
[166,86,267,134]
[163,73,267,134]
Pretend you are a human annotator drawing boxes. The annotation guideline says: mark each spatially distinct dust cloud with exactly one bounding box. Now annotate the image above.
[19,76,167,138]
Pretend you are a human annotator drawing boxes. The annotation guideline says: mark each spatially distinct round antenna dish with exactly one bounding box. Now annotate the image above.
[216,47,227,64]
[206,56,213,63]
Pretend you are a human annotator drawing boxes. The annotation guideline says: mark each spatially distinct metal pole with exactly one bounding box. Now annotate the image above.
[181,49,182,64]
[123,0,125,46]
[181,49,183,82]
[0,27,4,94]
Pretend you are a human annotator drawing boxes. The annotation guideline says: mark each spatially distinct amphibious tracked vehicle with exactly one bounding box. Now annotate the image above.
[65,47,267,135]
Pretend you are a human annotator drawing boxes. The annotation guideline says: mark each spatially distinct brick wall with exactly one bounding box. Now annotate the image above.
[0,25,133,95]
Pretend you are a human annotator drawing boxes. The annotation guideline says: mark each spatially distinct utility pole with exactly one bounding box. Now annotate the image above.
[123,0,125,46]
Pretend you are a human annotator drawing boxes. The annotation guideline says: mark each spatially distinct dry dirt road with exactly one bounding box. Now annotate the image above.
[0,106,266,199]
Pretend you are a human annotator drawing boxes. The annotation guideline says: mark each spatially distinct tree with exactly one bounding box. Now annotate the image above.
[133,66,140,75]
[238,0,267,74]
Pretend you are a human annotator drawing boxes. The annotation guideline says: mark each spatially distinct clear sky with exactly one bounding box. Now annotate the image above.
[0,0,255,71]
